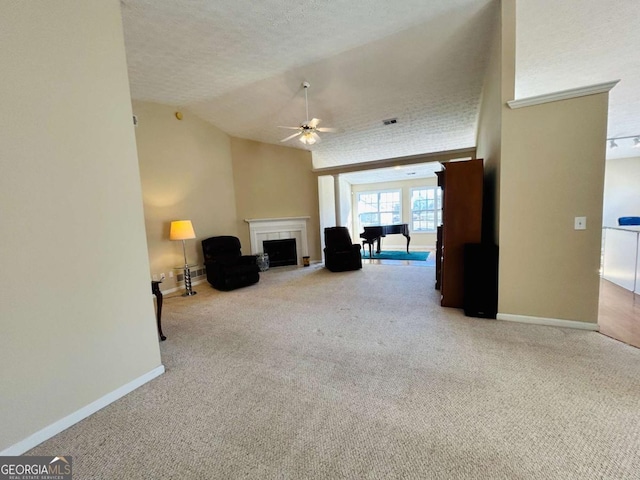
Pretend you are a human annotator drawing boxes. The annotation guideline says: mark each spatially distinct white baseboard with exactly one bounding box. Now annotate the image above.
[159,278,207,295]
[497,313,599,331]
[1,365,165,456]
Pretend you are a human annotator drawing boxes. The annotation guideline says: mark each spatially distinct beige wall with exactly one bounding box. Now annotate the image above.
[603,156,640,227]
[351,177,439,250]
[478,0,609,324]
[0,0,162,452]
[475,0,509,245]
[230,138,321,261]
[134,102,238,290]
[499,93,609,323]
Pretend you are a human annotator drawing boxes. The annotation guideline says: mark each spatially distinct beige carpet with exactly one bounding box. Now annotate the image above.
[29,264,640,479]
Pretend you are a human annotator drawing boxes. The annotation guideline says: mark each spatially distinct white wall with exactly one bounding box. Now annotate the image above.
[339,176,353,231]
[603,156,640,227]
[318,176,337,254]
[0,0,162,452]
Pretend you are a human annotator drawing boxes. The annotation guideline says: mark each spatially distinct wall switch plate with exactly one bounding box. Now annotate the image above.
[152,274,158,281]
[574,216,587,230]
[169,271,174,278]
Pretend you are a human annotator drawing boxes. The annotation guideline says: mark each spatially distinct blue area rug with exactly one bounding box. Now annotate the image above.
[362,250,431,262]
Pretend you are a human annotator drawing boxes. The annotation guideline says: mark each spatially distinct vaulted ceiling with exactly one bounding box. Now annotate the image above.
[121,0,640,171]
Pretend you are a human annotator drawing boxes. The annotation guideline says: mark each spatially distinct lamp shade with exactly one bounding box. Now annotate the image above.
[169,220,196,240]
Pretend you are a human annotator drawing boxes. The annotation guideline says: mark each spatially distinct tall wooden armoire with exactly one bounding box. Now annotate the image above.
[435,159,484,308]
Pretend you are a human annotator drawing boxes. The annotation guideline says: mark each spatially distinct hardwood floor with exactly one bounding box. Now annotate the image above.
[598,278,640,349]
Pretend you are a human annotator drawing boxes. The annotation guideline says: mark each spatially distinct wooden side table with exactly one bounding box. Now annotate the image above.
[151,280,166,341]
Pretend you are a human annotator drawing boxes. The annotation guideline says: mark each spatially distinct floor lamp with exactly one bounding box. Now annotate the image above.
[169,220,197,296]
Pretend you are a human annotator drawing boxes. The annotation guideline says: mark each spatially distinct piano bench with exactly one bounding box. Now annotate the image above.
[362,239,376,258]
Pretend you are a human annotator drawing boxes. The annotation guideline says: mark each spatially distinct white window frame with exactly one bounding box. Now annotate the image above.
[356,189,402,231]
[410,186,442,233]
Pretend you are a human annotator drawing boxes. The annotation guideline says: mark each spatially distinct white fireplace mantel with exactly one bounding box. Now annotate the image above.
[244,217,310,265]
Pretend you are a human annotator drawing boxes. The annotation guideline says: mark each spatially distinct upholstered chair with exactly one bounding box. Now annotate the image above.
[323,227,362,272]
[202,236,260,291]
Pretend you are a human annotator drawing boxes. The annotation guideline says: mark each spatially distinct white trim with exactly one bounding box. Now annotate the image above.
[410,185,442,234]
[244,216,310,224]
[158,278,207,295]
[244,217,310,265]
[1,365,165,456]
[356,189,403,232]
[507,80,620,109]
[497,313,599,331]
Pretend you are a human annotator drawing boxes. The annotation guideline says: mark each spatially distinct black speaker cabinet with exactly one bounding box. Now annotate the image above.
[463,243,498,319]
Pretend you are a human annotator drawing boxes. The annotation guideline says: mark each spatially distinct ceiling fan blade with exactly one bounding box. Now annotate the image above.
[280,131,302,142]
[278,126,301,130]
[316,127,338,133]
[309,118,321,128]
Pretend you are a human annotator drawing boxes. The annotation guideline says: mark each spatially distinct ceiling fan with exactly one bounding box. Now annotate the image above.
[279,82,337,146]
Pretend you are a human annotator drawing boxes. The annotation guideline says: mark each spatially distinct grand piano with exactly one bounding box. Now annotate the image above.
[360,224,411,258]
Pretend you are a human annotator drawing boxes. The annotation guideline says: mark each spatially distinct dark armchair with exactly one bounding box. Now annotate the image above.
[202,236,260,291]
[324,227,362,272]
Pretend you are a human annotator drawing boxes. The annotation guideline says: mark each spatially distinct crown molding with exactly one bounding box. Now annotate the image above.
[507,80,620,109]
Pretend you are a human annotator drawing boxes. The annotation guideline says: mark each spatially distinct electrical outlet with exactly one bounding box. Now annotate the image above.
[160,273,166,280]
[152,274,158,281]
[169,271,174,278]
[574,216,587,230]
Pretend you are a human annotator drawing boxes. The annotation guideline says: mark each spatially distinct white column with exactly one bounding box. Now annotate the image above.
[333,174,342,226]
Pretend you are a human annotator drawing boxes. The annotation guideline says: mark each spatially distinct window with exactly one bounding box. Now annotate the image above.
[357,190,401,230]
[411,187,442,232]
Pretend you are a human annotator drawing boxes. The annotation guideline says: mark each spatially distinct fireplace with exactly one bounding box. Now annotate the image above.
[244,216,310,266]
[263,239,297,267]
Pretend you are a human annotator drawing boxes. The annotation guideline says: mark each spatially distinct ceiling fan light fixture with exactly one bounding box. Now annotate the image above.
[278,82,335,145]
[300,132,316,145]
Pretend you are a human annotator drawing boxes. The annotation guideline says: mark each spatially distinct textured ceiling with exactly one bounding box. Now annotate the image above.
[122,0,639,171]
[121,0,496,168]
[515,0,640,161]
